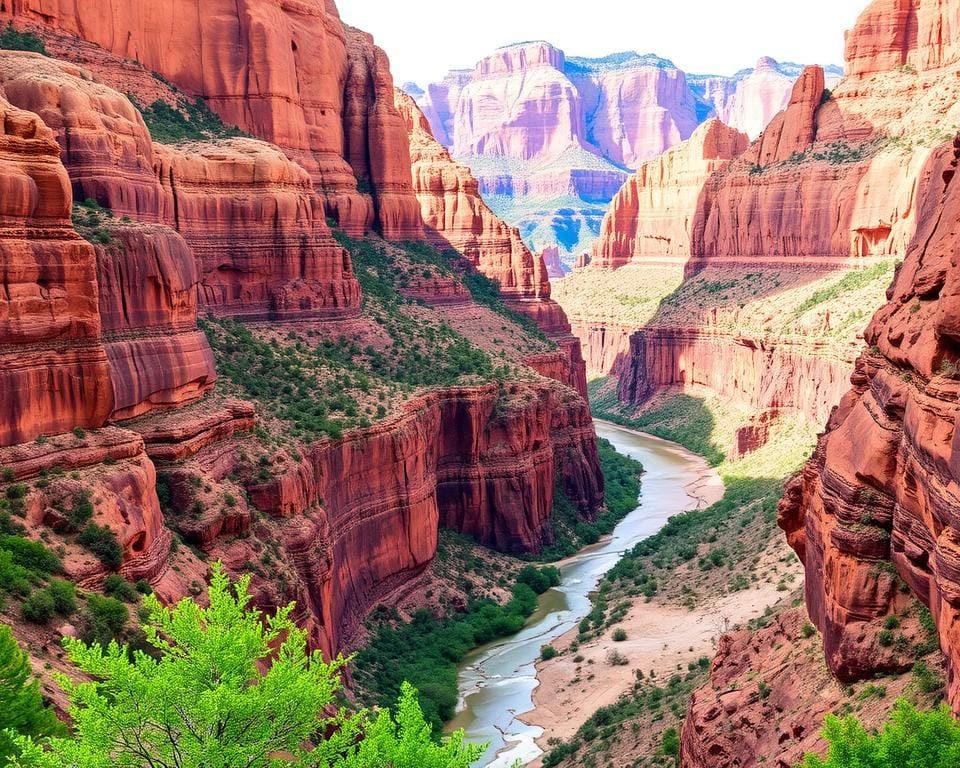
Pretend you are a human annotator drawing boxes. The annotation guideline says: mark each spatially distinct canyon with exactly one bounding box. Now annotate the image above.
[3,0,960,766]
[408,44,841,264]
[0,0,604,709]
[539,0,960,765]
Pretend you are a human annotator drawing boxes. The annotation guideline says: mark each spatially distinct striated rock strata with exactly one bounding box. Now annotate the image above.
[779,133,960,711]
[0,91,112,446]
[592,120,748,269]
[396,88,588,396]
[0,0,423,238]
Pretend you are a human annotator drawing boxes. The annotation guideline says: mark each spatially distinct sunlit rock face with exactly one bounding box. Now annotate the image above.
[408,47,837,266]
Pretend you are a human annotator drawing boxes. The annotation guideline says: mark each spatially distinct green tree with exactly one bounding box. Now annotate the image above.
[339,682,481,768]
[0,625,62,762]
[801,698,960,768]
[13,563,483,768]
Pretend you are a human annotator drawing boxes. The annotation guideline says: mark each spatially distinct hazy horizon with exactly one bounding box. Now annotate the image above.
[339,0,866,86]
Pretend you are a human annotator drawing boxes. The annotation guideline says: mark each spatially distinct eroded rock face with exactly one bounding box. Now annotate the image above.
[779,135,960,710]
[0,0,423,238]
[95,224,217,420]
[592,120,748,269]
[0,91,112,446]
[187,383,604,655]
[153,139,362,320]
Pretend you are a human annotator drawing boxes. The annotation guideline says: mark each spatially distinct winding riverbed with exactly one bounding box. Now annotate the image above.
[445,420,723,767]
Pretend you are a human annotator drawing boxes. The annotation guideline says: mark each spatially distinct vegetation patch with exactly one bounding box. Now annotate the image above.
[0,23,47,55]
[128,93,249,145]
[353,566,559,732]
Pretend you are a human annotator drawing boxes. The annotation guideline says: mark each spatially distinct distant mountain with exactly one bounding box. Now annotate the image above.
[407,43,841,264]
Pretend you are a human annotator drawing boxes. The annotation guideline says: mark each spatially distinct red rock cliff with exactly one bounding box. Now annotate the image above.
[592,120,748,269]
[779,134,960,711]
[0,90,112,446]
[0,0,423,239]
[154,382,602,656]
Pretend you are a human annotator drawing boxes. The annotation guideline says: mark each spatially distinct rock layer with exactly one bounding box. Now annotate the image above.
[592,120,748,269]
[190,383,603,655]
[396,89,588,396]
[779,134,960,711]
[0,91,112,446]
[0,0,423,238]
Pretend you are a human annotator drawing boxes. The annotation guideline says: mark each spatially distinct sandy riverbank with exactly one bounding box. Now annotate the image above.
[518,425,803,761]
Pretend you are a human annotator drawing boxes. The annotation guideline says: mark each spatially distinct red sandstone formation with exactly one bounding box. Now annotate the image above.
[0,91,112,446]
[0,0,423,239]
[779,133,960,710]
[541,246,568,278]
[618,328,856,426]
[95,224,217,420]
[592,120,748,269]
[140,383,601,656]
[395,88,589,396]
[0,0,607,704]
[153,139,362,320]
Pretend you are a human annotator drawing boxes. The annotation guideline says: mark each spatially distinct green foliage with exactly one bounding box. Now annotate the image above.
[542,668,704,767]
[612,628,628,642]
[46,580,77,617]
[793,262,896,319]
[595,393,725,466]
[516,565,561,594]
[541,645,559,661]
[14,564,479,768]
[662,726,680,757]
[802,622,817,639]
[800,699,960,768]
[102,574,138,603]
[0,625,63,762]
[78,595,129,647]
[912,660,944,694]
[76,524,122,569]
[0,23,47,55]
[129,95,248,145]
[20,590,55,625]
[355,581,541,732]
[0,535,61,576]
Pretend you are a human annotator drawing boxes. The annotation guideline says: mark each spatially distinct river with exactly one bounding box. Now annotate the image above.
[445,420,724,767]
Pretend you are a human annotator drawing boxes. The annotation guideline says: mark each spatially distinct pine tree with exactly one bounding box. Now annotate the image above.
[0,624,62,763]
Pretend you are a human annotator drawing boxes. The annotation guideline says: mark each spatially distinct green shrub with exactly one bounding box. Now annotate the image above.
[802,622,817,638]
[21,590,55,624]
[612,628,628,642]
[80,594,129,646]
[130,95,248,145]
[516,565,561,594]
[77,524,123,569]
[0,625,63,762]
[46,579,77,616]
[541,645,558,661]
[0,535,61,575]
[0,23,47,55]
[103,574,138,603]
[912,661,944,694]
[662,726,680,757]
[801,699,960,768]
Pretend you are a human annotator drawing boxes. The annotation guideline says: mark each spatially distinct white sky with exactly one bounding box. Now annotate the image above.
[339,0,868,86]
